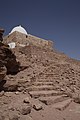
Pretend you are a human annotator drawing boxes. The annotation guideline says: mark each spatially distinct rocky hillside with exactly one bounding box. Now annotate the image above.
[0,30,80,120]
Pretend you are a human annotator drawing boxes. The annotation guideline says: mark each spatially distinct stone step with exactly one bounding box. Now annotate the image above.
[52,98,72,111]
[29,90,62,98]
[37,79,54,82]
[32,82,53,86]
[28,85,54,91]
[39,95,68,105]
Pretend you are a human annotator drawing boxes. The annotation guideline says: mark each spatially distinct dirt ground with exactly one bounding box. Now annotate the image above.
[0,32,80,120]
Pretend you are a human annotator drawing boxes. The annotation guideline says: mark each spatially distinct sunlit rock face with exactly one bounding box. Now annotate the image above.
[9,25,28,35]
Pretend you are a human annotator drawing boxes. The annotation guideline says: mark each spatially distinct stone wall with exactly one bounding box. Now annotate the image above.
[3,31,53,49]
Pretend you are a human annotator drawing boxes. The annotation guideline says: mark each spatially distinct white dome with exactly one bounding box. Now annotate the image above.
[9,25,28,35]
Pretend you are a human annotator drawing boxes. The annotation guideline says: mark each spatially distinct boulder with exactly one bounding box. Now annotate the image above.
[20,106,31,115]
[0,42,20,75]
[33,103,43,111]
[3,80,18,92]
[23,97,30,104]
[0,90,4,97]
[73,93,80,103]
[16,105,31,115]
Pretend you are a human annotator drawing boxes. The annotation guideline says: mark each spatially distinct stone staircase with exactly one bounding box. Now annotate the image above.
[29,90,62,98]
[27,71,72,110]
[28,75,62,97]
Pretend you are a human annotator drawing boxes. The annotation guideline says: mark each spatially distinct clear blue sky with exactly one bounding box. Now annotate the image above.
[0,0,80,60]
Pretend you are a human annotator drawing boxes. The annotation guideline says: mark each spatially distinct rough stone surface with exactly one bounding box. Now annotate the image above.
[0,42,20,75]
[0,115,5,120]
[0,28,4,42]
[20,106,31,115]
[33,103,43,111]
[0,90,4,97]
[39,95,68,105]
[4,31,53,49]
[53,99,72,111]
[23,97,30,104]
[19,115,33,120]
[0,38,20,92]
[0,65,6,81]
[30,98,43,111]
[9,114,19,120]
[0,30,80,120]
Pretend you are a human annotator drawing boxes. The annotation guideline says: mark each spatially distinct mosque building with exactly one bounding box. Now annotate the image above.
[8,25,28,48]
[3,25,53,49]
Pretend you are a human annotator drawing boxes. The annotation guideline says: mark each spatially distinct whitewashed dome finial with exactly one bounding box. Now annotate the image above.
[9,25,28,35]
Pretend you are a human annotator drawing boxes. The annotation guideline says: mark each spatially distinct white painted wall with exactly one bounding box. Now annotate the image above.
[8,42,16,49]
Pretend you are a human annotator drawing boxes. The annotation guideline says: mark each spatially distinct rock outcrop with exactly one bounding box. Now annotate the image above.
[0,65,6,81]
[0,29,20,92]
[0,41,20,75]
[0,28,4,42]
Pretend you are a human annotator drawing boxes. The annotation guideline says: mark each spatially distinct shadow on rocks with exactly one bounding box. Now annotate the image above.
[0,80,6,91]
